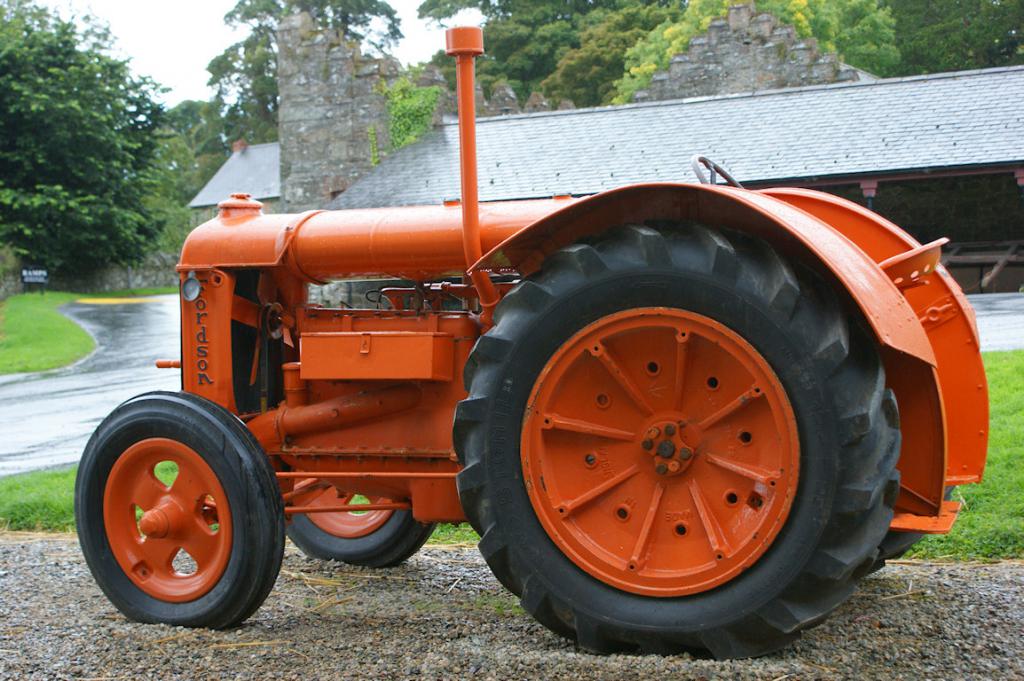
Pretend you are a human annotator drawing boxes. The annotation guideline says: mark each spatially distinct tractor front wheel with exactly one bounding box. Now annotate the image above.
[455,224,901,658]
[76,392,284,629]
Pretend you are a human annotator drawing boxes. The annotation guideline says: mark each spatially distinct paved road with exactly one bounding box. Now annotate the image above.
[967,292,1024,352]
[0,296,179,476]
[0,291,1020,477]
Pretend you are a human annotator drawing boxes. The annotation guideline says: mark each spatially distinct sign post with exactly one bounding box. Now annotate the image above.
[21,267,49,294]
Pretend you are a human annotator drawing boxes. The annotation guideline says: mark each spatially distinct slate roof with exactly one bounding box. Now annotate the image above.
[189,142,280,208]
[328,66,1024,210]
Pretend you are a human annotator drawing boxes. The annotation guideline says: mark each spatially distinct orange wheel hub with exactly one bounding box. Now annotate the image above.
[521,308,799,597]
[103,438,232,602]
[304,486,394,538]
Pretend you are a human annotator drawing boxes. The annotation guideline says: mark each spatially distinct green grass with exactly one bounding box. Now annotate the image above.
[0,466,77,531]
[0,351,1020,560]
[0,287,177,375]
[428,523,479,545]
[907,350,1024,559]
[0,292,95,374]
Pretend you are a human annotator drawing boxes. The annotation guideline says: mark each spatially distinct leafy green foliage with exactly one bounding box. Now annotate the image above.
[882,0,1024,76]
[145,101,232,253]
[368,126,380,166]
[0,245,18,277]
[209,0,403,145]
[382,78,442,149]
[0,1,164,274]
[616,0,899,102]
[418,0,652,101]
[542,4,682,107]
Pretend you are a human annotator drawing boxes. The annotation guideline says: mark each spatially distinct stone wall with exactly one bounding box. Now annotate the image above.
[0,252,180,302]
[275,14,574,214]
[635,3,867,103]
[0,272,19,300]
[277,13,400,212]
[48,252,180,293]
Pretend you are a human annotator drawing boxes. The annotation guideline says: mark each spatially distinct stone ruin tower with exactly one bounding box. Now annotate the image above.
[277,13,400,212]
[635,2,871,102]
[276,13,569,212]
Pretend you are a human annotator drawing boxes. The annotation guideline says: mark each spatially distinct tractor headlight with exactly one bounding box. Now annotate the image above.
[181,272,202,302]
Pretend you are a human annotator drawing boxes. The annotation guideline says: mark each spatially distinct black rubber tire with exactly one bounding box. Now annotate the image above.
[76,391,285,629]
[454,223,901,659]
[287,510,435,568]
[869,487,956,573]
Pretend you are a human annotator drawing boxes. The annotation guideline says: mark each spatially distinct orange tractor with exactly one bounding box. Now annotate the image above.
[76,28,988,658]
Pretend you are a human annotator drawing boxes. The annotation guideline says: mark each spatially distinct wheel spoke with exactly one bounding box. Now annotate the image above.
[697,384,764,432]
[170,464,215,509]
[688,478,733,557]
[542,414,636,441]
[181,522,221,571]
[138,536,180,572]
[590,343,654,415]
[629,483,665,569]
[132,472,170,511]
[704,453,780,485]
[673,332,690,410]
[558,464,641,517]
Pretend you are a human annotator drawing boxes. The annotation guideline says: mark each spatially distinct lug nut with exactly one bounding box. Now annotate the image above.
[668,460,681,472]
[679,447,693,460]
[645,426,661,440]
[655,463,668,475]
[642,439,654,451]
[664,424,676,437]
[657,440,676,459]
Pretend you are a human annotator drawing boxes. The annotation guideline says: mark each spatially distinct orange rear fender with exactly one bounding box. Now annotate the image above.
[472,183,989,520]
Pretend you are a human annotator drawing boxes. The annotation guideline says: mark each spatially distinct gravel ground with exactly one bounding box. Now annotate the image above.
[0,534,1021,680]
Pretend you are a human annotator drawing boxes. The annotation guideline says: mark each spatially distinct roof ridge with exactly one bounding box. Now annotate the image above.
[453,65,1024,126]
[233,141,280,151]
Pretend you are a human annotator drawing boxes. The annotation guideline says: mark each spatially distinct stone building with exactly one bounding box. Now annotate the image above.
[192,2,874,215]
[189,139,280,219]
[636,3,872,102]
[275,13,403,212]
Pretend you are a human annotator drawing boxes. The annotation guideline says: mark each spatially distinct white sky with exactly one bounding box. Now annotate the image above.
[38,0,482,106]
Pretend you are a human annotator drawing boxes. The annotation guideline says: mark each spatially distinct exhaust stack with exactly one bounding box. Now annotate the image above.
[445,26,498,324]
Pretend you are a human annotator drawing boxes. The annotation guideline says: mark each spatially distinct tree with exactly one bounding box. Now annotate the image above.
[209,0,403,145]
[0,1,164,274]
[883,0,1024,75]
[164,100,232,190]
[143,101,235,253]
[542,4,682,106]
[418,0,651,101]
[616,0,900,102]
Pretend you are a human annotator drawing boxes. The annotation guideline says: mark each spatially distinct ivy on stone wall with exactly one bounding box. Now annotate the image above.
[0,246,18,278]
[381,78,442,151]
[368,126,380,167]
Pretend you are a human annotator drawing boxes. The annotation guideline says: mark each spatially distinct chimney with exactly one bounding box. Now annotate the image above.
[232,139,248,154]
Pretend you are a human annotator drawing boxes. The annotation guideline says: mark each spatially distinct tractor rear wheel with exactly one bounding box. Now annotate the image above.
[286,487,435,567]
[76,391,284,629]
[869,487,955,573]
[454,224,901,658]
